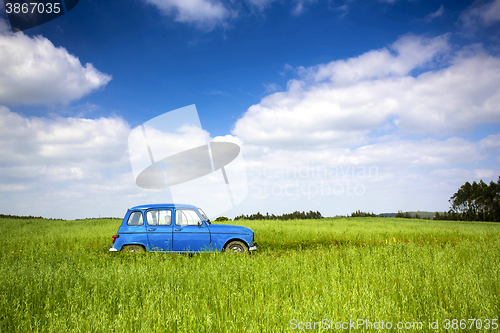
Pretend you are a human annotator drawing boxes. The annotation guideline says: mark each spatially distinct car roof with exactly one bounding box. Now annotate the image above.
[129,203,197,210]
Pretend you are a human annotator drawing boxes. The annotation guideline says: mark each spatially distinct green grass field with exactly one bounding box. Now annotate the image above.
[0,217,499,332]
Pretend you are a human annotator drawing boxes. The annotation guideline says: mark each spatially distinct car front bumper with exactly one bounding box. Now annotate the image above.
[249,243,258,251]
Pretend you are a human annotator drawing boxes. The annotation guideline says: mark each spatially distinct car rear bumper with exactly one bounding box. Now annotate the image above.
[109,247,118,252]
[249,243,258,251]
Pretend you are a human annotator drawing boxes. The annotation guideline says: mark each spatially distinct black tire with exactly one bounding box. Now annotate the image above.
[122,245,146,253]
[224,240,248,253]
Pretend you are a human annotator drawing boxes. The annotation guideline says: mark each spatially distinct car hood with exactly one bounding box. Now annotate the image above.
[208,224,253,235]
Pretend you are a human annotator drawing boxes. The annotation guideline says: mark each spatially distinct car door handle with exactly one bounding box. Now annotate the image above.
[174,228,181,231]
[148,228,156,231]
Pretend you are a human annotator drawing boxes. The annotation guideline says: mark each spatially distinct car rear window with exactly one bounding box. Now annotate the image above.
[127,211,144,226]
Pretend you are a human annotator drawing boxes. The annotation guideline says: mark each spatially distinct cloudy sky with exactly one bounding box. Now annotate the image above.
[0,0,499,219]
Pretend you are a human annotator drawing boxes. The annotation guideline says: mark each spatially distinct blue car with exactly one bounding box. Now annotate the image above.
[109,204,257,253]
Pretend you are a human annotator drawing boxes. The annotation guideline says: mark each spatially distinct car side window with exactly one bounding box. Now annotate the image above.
[127,211,144,226]
[146,210,172,226]
[175,209,202,226]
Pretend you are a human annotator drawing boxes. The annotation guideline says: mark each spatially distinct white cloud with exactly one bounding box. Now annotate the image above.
[473,169,496,179]
[0,106,129,167]
[244,0,277,11]
[480,133,500,150]
[334,4,349,19]
[263,82,281,94]
[242,137,483,175]
[431,167,498,186]
[0,18,9,34]
[143,0,233,30]
[143,0,317,31]
[236,134,497,215]
[232,35,500,149]
[224,34,500,216]
[0,106,151,218]
[300,34,450,85]
[0,105,497,219]
[424,4,445,22]
[0,30,111,106]
[0,108,248,219]
[1,28,499,218]
[291,0,316,16]
[460,0,500,28]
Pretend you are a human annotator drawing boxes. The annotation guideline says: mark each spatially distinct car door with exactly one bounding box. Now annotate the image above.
[172,209,210,252]
[145,209,173,251]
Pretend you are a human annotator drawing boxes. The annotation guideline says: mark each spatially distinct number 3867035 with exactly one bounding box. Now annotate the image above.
[5,2,61,14]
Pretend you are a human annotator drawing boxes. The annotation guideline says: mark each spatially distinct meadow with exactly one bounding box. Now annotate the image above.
[0,216,499,332]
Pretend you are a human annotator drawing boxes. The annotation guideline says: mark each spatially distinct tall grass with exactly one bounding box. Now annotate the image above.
[238,217,500,250]
[0,217,499,332]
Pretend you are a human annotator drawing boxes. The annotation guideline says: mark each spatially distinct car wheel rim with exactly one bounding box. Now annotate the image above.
[230,245,243,252]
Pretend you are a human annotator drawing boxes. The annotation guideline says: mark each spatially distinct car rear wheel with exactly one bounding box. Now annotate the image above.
[122,245,146,253]
[224,240,248,253]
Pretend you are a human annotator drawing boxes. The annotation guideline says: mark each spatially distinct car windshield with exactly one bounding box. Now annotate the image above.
[198,208,210,224]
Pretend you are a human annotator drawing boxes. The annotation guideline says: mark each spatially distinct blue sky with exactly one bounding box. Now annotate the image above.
[0,0,499,219]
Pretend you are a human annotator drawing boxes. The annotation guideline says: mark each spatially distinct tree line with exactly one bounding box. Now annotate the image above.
[351,210,430,219]
[0,214,62,220]
[234,210,323,221]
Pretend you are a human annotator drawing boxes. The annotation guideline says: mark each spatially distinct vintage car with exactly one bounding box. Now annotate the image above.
[109,204,257,253]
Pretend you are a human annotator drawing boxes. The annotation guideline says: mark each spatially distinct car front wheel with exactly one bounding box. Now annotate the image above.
[224,240,248,253]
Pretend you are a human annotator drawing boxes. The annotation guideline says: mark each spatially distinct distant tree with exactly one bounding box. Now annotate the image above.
[214,216,230,222]
[351,210,378,217]
[392,211,424,219]
[449,176,500,222]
